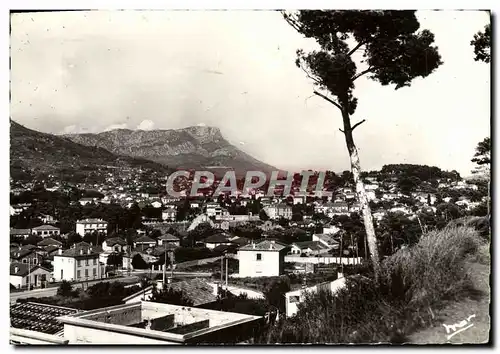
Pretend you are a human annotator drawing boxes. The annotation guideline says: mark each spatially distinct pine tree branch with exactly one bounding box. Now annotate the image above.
[313,91,342,111]
[347,41,365,56]
[351,119,366,131]
[352,67,374,81]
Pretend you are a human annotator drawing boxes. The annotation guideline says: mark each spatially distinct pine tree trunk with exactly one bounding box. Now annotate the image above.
[341,109,381,280]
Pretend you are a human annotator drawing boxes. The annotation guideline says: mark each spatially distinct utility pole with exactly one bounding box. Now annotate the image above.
[162,248,166,285]
[225,253,228,290]
[27,258,31,290]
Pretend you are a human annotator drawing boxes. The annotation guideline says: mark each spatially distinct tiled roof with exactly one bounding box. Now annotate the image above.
[104,237,127,246]
[10,228,31,235]
[10,249,33,259]
[32,225,59,231]
[37,238,63,247]
[59,243,101,257]
[167,278,217,306]
[293,241,327,251]
[10,262,50,277]
[76,218,108,224]
[204,233,231,244]
[158,233,179,241]
[239,240,287,252]
[10,302,79,335]
[134,235,156,244]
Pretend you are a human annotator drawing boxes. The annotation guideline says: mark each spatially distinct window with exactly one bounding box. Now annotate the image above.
[77,260,81,267]
[85,269,88,278]
[289,296,300,303]
[93,259,97,265]
[93,268,97,277]
[256,253,262,261]
[77,270,81,279]
[85,259,89,266]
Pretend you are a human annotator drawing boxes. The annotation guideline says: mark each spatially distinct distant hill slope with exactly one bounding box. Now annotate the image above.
[63,125,277,176]
[10,120,171,180]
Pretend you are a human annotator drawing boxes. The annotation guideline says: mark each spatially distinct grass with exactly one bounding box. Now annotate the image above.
[260,225,484,344]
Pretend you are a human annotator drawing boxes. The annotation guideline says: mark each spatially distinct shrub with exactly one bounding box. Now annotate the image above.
[261,226,483,344]
[57,280,75,297]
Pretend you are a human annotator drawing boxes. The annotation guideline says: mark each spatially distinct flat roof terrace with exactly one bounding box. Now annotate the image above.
[58,301,263,344]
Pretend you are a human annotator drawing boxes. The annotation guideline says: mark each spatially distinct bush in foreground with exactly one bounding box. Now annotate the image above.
[261,226,482,344]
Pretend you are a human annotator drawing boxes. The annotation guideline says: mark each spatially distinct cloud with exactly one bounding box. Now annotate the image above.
[137,120,155,131]
[104,123,128,131]
[61,125,90,134]
[197,122,206,127]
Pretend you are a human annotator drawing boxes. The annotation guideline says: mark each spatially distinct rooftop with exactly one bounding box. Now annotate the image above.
[58,301,262,344]
[239,240,287,252]
[10,302,80,335]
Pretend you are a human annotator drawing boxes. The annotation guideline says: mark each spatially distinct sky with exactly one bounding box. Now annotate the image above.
[10,10,490,176]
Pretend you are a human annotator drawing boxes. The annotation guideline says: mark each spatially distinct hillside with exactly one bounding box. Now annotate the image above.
[63,125,277,176]
[10,120,171,180]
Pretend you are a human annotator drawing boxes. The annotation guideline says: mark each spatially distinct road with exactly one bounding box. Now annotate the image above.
[10,275,140,305]
[10,271,212,305]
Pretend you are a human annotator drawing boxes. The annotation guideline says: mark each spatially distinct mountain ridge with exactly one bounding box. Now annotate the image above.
[10,120,172,181]
[63,125,278,176]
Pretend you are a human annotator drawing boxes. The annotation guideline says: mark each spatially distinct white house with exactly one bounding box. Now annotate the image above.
[285,277,346,318]
[10,262,52,289]
[322,224,340,235]
[53,244,104,282]
[76,219,108,236]
[162,207,177,221]
[78,198,92,206]
[263,204,293,220]
[31,225,60,238]
[349,203,362,213]
[157,234,180,247]
[203,234,233,250]
[102,237,128,253]
[237,240,288,278]
[151,201,163,209]
[133,236,157,250]
[292,196,307,205]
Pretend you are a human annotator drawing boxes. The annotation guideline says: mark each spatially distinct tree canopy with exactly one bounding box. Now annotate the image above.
[471,23,491,63]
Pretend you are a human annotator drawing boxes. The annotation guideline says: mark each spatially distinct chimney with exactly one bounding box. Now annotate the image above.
[58,249,62,255]
[252,243,255,249]
[87,248,91,255]
[14,266,19,273]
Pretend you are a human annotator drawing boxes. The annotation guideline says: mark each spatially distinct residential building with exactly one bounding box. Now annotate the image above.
[31,225,61,238]
[285,277,346,318]
[157,234,180,247]
[10,302,79,343]
[102,237,128,253]
[290,241,327,256]
[263,203,293,220]
[78,198,95,206]
[292,195,306,205]
[151,201,163,209]
[203,233,233,249]
[10,246,44,265]
[133,236,157,250]
[10,262,52,289]
[75,219,108,236]
[39,214,57,224]
[52,301,263,344]
[322,224,340,235]
[162,207,177,221]
[53,244,103,282]
[237,240,288,278]
[10,228,31,239]
[37,237,63,248]
[349,203,362,213]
